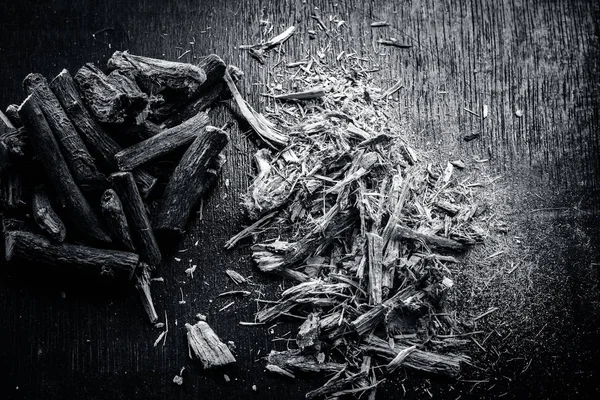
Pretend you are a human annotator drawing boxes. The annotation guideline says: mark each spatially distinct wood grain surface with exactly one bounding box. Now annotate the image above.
[0,0,598,399]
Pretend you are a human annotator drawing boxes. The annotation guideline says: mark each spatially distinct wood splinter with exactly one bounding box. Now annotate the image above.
[135,264,159,323]
[394,225,467,251]
[154,126,229,235]
[224,68,288,148]
[185,320,236,369]
[5,230,137,279]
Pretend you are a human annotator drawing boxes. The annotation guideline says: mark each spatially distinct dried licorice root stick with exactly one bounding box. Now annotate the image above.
[100,189,136,251]
[154,126,229,235]
[74,63,147,124]
[23,73,107,192]
[107,51,207,98]
[18,95,111,243]
[114,111,210,171]
[49,69,156,197]
[5,230,137,279]
[159,54,227,127]
[110,172,161,266]
[32,185,66,242]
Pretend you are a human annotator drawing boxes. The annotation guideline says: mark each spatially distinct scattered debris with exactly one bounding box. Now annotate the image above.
[225,47,491,398]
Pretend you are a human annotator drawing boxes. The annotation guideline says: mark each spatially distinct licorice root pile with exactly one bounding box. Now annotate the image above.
[0,52,236,326]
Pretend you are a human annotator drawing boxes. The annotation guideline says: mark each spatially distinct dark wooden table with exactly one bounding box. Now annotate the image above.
[1,0,599,399]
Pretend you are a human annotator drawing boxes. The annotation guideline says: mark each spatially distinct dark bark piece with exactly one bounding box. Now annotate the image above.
[4,104,23,128]
[107,70,148,113]
[5,230,136,279]
[0,169,24,211]
[23,73,107,192]
[109,172,161,266]
[185,320,236,369]
[154,54,226,126]
[18,95,111,243]
[100,189,136,251]
[50,69,156,197]
[74,63,146,124]
[362,335,467,378]
[114,111,210,171]
[154,126,229,234]
[134,264,158,323]
[32,185,66,242]
[107,51,207,98]
[0,111,26,169]
[394,225,467,251]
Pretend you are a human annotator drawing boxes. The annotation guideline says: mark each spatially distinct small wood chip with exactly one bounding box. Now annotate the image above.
[186,320,236,368]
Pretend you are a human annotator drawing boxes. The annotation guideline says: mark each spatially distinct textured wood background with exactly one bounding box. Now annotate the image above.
[0,0,598,399]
